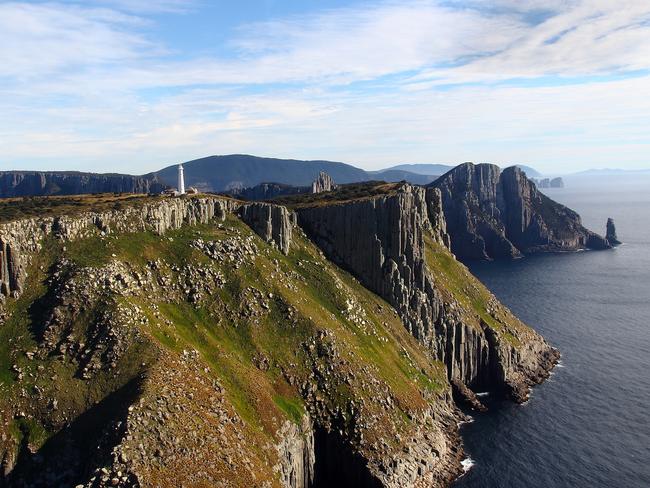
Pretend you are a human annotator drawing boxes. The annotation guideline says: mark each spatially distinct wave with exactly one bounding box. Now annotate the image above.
[457,416,475,427]
[461,457,476,473]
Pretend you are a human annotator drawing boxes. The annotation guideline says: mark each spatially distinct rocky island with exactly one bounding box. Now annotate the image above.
[0,183,558,487]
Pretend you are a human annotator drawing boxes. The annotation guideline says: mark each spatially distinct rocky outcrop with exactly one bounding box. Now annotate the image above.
[239,202,296,255]
[532,177,565,189]
[297,183,557,401]
[0,171,166,197]
[606,218,621,245]
[311,172,336,194]
[431,163,609,260]
[276,416,315,488]
[0,197,237,301]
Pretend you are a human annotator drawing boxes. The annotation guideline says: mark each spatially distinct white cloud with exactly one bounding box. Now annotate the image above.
[0,2,152,79]
[0,0,649,173]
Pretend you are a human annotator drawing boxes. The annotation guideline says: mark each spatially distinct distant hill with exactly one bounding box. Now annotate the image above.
[378,163,454,176]
[368,169,438,185]
[150,154,369,192]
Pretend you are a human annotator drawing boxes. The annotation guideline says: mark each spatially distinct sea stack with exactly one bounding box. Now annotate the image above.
[606,218,621,245]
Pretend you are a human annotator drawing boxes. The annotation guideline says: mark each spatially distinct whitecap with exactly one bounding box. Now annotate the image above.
[475,392,489,397]
[457,416,474,427]
[461,457,475,473]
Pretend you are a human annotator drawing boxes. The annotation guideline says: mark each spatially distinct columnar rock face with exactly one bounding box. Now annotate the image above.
[606,218,621,245]
[0,197,237,301]
[297,184,557,399]
[298,186,448,343]
[311,172,336,194]
[0,171,166,197]
[431,163,609,260]
[239,203,296,255]
[275,416,315,488]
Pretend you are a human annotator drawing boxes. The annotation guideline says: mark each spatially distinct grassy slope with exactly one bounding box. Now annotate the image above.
[1,213,450,487]
[425,234,537,346]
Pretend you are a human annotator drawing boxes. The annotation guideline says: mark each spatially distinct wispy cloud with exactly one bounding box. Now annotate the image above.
[1,0,650,173]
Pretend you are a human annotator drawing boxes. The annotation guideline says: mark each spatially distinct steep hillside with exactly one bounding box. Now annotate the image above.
[430,163,610,260]
[151,155,369,192]
[0,172,166,198]
[0,187,558,487]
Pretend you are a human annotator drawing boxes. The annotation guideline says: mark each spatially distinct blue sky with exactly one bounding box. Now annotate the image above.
[1,0,650,174]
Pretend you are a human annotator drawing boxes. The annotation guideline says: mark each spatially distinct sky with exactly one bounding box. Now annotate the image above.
[1,0,650,175]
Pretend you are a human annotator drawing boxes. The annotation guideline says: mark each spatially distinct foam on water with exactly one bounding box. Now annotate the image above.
[461,458,475,473]
[457,416,474,427]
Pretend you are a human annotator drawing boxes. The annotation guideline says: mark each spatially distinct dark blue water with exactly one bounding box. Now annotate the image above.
[454,175,650,488]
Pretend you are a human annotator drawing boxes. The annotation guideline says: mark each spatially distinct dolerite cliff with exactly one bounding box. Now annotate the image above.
[431,163,609,260]
[239,202,296,255]
[0,171,166,198]
[296,184,558,403]
[0,187,557,487]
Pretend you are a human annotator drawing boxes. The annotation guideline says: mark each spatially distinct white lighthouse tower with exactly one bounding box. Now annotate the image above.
[177,163,185,195]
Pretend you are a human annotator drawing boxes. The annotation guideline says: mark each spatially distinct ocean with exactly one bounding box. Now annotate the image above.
[453,175,650,488]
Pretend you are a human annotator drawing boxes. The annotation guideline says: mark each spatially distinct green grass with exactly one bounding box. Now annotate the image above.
[0,193,157,223]
[272,181,400,208]
[425,234,523,346]
[272,395,305,425]
[10,417,49,450]
[0,239,60,387]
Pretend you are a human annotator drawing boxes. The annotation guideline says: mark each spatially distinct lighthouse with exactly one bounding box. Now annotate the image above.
[177,164,185,195]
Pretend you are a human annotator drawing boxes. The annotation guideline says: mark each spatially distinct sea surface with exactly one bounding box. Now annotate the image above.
[453,175,650,488]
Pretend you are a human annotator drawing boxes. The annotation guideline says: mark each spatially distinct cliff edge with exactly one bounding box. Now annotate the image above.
[430,163,609,260]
